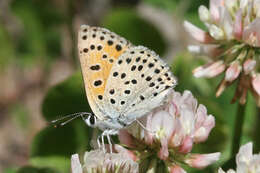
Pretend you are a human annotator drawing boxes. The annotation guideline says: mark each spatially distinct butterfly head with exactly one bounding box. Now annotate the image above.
[85,114,97,127]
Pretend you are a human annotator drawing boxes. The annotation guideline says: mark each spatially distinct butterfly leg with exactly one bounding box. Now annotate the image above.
[100,130,112,153]
[100,129,118,153]
[101,133,106,153]
[97,135,101,149]
[106,133,113,153]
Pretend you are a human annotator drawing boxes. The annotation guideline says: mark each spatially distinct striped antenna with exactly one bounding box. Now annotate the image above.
[51,112,91,127]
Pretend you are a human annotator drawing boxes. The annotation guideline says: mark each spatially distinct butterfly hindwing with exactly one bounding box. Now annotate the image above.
[103,46,177,124]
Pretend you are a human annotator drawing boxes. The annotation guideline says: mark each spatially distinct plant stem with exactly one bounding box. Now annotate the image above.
[254,107,260,151]
[231,103,247,156]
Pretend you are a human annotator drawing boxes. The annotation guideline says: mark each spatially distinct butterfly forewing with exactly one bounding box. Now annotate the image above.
[78,25,131,120]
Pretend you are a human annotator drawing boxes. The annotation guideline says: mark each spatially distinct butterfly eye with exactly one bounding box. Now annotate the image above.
[86,114,96,127]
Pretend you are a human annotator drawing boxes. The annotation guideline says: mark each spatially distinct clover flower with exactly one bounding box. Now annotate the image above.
[71,148,138,173]
[118,90,220,172]
[184,0,260,105]
[218,142,260,173]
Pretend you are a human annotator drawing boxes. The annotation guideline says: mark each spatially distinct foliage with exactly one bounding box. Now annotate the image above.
[102,8,166,55]
[1,0,259,173]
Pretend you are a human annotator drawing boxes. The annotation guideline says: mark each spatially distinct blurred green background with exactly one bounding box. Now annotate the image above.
[0,0,259,173]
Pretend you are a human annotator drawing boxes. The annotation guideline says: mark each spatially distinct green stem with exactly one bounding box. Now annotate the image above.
[231,103,247,156]
[254,108,260,151]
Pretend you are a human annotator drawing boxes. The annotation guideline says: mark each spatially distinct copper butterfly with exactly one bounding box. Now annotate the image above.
[56,25,177,152]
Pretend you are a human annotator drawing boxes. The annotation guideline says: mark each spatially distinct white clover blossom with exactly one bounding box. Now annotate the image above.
[71,150,138,173]
[219,142,260,173]
[184,0,260,105]
[118,90,220,172]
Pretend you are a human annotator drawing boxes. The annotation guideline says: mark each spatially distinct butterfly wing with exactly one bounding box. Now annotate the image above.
[103,46,177,124]
[78,25,131,120]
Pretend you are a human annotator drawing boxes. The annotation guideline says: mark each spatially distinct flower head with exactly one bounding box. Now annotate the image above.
[184,0,260,105]
[219,142,260,173]
[118,90,220,172]
[71,149,138,173]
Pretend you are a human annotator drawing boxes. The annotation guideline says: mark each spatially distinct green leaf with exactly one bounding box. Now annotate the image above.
[32,72,93,157]
[9,103,30,130]
[3,168,17,173]
[139,156,153,173]
[31,114,93,158]
[17,166,57,173]
[11,0,63,66]
[102,8,166,56]
[0,24,16,69]
[156,160,168,173]
[42,71,91,121]
[221,155,236,172]
[143,0,180,11]
[30,156,70,173]
[31,125,79,157]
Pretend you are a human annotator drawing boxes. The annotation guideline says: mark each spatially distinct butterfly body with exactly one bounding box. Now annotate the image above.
[78,25,177,149]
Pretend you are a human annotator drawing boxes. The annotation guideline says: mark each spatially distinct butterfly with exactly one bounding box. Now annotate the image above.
[56,25,177,152]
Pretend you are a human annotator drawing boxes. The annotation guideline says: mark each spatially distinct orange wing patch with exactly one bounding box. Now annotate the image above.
[78,25,131,119]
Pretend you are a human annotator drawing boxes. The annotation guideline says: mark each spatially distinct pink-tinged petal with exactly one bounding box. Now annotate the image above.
[188,45,223,57]
[182,90,198,112]
[219,7,233,40]
[254,0,260,17]
[224,0,237,11]
[243,2,253,26]
[243,59,256,75]
[183,21,215,43]
[218,168,236,173]
[71,154,83,173]
[236,142,253,164]
[199,5,210,22]
[179,109,195,136]
[152,111,175,138]
[203,115,215,132]
[114,144,137,161]
[169,119,184,147]
[194,127,207,142]
[185,153,221,169]
[209,0,224,22]
[209,24,225,40]
[194,115,215,142]
[207,63,226,77]
[168,101,178,117]
[234,9,243,40]
[144,113,155,145]
[195,104,207,128]
[187,45,203,54]
[218,168,225,173]
[158,137,169,160]
[243,19,260,47]
[225,61,241,82]
[240,0,249,12]
[252,74,260,96]
[170,165,187,173]
[193,60,225,78]
[216,79,229,97]
[178,136,193,153]
[171,91,182,112]
[234,142,260,172]
[118,129,136,148]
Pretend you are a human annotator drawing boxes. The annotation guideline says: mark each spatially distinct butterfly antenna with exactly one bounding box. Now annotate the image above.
[51,112,91,127]
[59,114,82,126]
